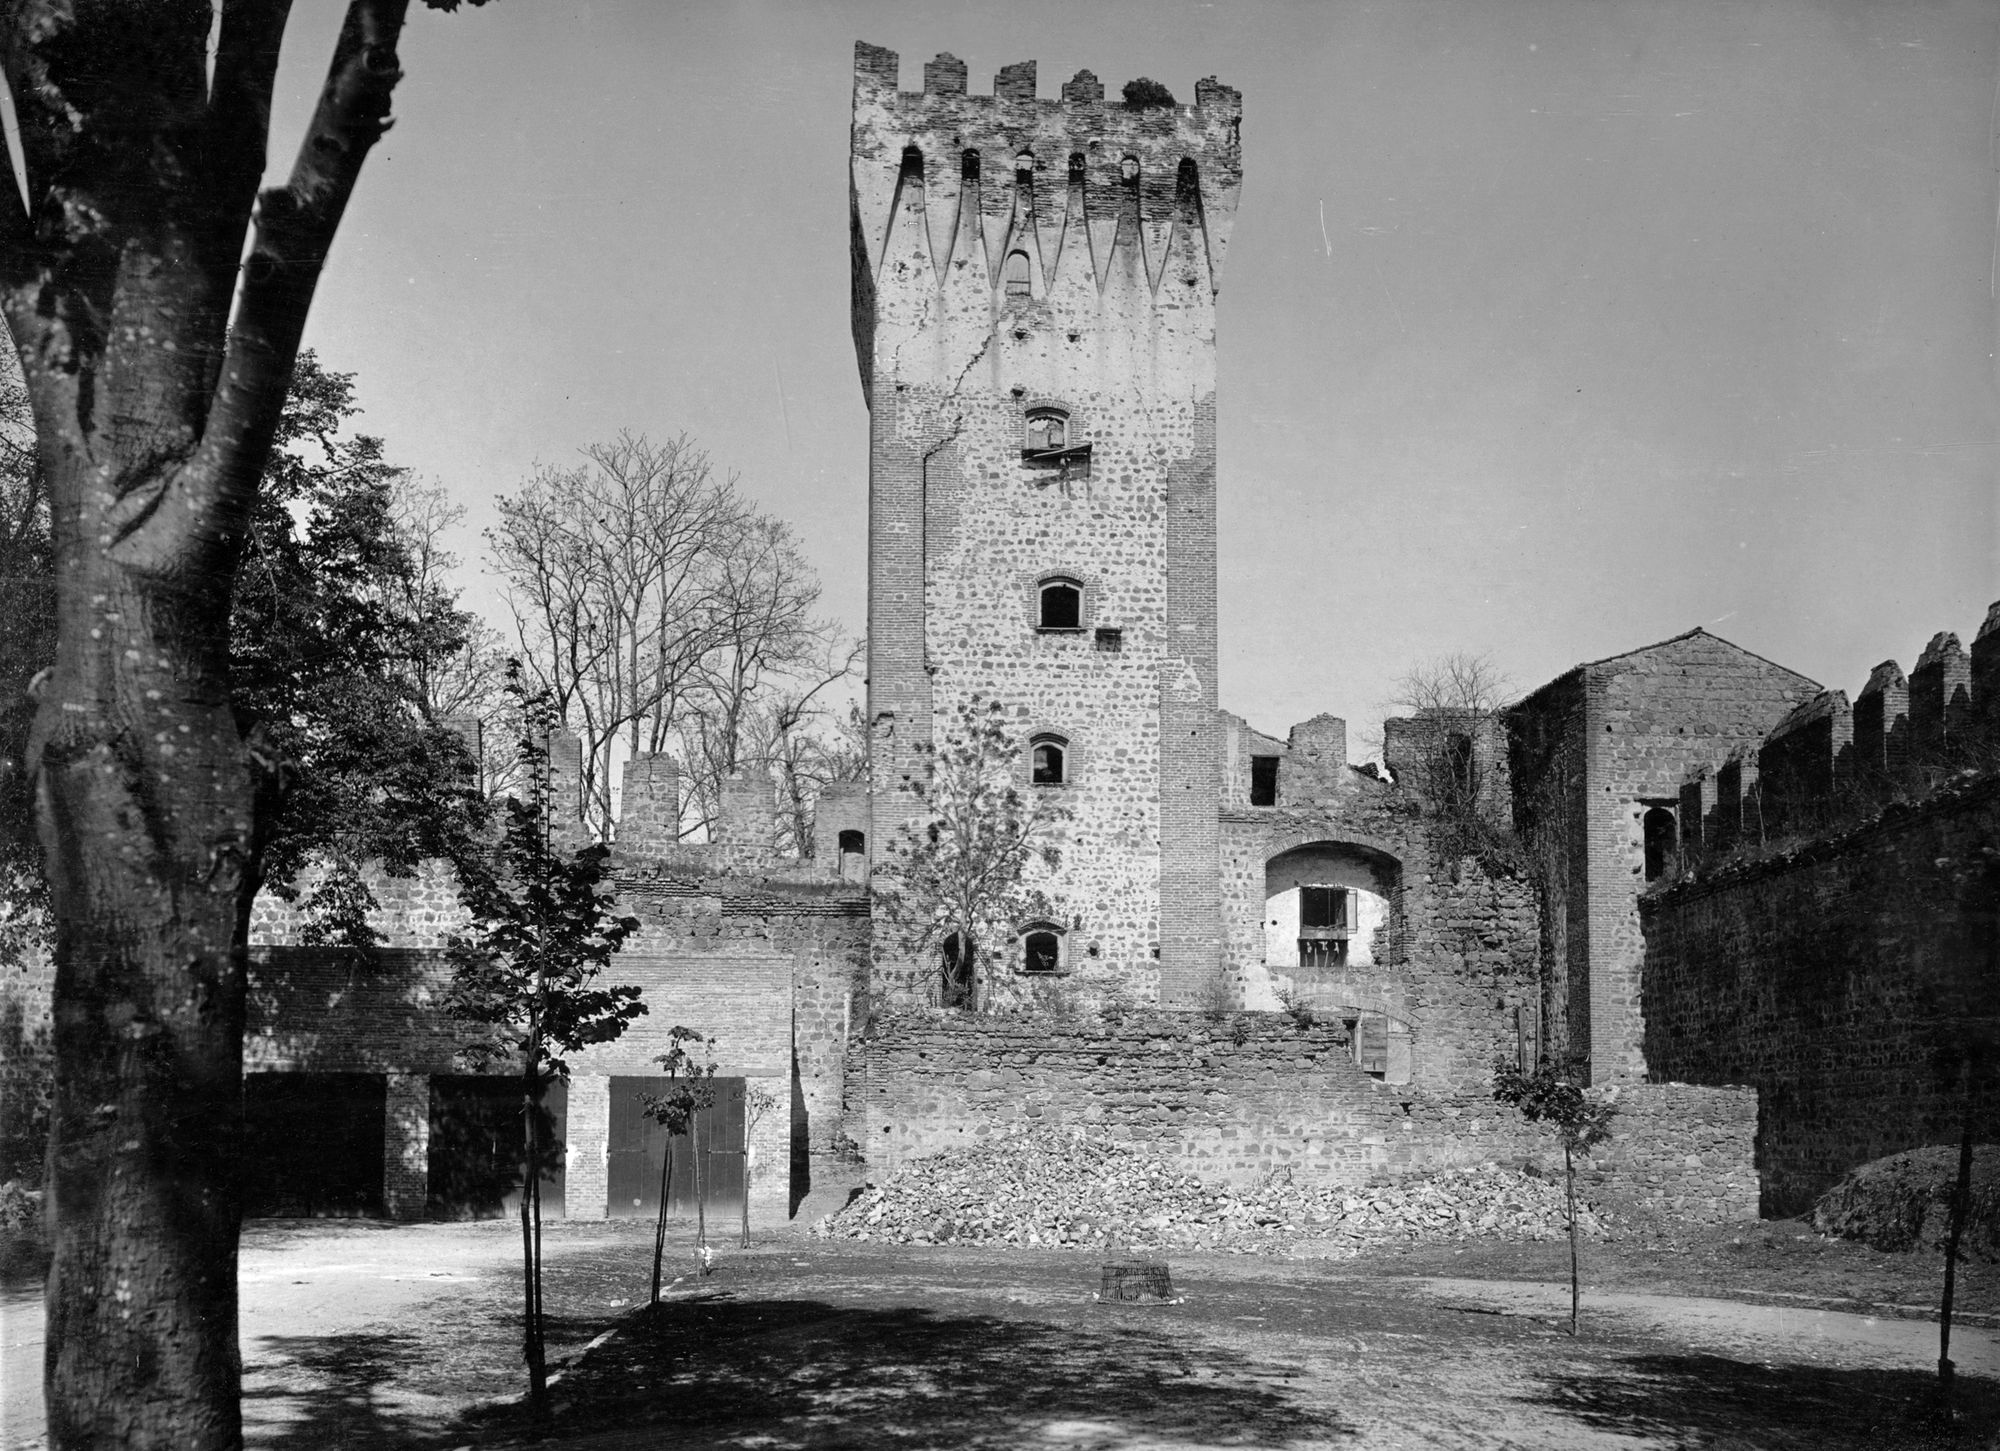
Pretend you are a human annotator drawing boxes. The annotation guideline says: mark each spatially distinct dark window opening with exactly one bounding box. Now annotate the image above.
[899,144,923,181]
[1038,579,1082,631]
[961,149,980,181]
[1022,406,1091,475]
[1068,152,1086,187]
[1298,885,1350,969]
[1023,929,1062,974]
[1643,806,1677,881]
[1031,736,1067,786]
[940,933,972,1009]
[1004,249,1032,299]
[1094,628,1123,653]
[1249,755,1279,807]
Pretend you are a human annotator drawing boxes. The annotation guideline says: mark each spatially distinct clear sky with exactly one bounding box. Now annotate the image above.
[270,0,1998,754]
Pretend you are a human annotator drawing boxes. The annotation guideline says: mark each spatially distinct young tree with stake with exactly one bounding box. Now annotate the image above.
[1492,1058,1616,1336]
[444,671,645,1417]
[639,1026,717,1307]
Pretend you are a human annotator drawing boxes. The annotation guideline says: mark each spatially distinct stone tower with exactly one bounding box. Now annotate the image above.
[850,43,1243,1006]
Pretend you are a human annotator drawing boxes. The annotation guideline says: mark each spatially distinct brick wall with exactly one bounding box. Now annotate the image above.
[1642,775,2000,1215]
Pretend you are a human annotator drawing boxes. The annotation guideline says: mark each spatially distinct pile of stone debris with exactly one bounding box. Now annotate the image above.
[809,1129,1609,1254]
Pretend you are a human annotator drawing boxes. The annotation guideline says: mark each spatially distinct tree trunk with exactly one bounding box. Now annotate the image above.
[36,538,262,1450]
[1938,1060,1977,1411]
[1564,1142,1580,1337]
[650,1136,675,1306]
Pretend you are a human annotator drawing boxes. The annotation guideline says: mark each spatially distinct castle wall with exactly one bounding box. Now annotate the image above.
[1642,776,2000,1216]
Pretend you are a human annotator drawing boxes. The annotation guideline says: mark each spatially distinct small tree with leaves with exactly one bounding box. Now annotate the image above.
[639,1027,718,1306]
[874,697,1067,1010]
[444,668,645,1418]
[1492,1058,1616,1336]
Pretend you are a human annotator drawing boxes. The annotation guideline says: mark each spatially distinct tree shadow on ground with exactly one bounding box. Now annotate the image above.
[243,1307,630,1451]
[242,1329,439,1451]
[1534,1353,2000,1450]
[460,1294,1357,1449]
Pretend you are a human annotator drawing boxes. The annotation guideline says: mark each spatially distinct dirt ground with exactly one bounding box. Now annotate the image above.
[5,1214,2000,1450]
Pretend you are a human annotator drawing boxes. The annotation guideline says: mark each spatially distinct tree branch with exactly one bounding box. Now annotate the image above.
[202,0,295,325]
[133,0,409,576]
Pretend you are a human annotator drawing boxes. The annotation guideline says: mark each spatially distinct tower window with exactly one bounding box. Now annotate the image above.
[1094,627,1123,653]
[1643,806,1677,881]
[1004,249,1033,299]
[1025,407,1068,452]
[1037,578,1082,631]
[1030,734,1068,786]
[1249,755,1278,806]
[1021,925,1065,975]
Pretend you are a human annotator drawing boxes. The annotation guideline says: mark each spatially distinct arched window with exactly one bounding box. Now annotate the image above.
[1003,249,1033,299]
[1037,577,1082,631]
[1024,407,1068,453]
[1020,925,1064,975]
[1643,807,1677,881]
[1030,734,1067,786]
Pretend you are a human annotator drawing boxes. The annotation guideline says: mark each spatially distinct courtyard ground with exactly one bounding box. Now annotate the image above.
[4,1213,1999,1449]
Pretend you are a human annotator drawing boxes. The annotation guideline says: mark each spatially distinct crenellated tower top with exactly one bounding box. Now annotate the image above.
[849,42,1244,403]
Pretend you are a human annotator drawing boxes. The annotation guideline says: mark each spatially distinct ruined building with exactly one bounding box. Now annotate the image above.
[4,43,1980,1230]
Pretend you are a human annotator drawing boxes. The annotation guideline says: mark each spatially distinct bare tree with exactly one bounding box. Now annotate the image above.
[490,433,835,841]
[1384,652,1516,864]
[0,5,486,1444]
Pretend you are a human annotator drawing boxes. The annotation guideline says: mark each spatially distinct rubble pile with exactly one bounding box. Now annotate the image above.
[810,1130,1609,1253]
[1812,1145,2000,1259]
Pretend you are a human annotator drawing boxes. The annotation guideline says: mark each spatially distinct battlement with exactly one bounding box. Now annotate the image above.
[1669,600,2000,851]
[850,42,1244,392]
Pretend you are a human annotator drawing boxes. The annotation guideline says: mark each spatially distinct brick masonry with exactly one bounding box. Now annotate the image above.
[1641,775,2000,1216]
[1508,630,1820,1083]
[851,44,1241,1008]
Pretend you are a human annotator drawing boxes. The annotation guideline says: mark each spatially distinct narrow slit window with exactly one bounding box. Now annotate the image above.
[1643,807,1677,881]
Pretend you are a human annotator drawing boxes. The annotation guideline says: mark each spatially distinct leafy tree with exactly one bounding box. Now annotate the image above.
[874,697,1068,1010]
[234,351,491,946]
[1492,1058,1617,1336]
[0,5,486,1442]
[444,670,645,1418]
[1122,77,1177,109]
[1385,651,1518,871]
[638,1027,717,1307]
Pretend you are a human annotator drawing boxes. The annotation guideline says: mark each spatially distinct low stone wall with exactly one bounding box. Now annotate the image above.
[854,1012,1760,1225]
[1578,1082,1760,1225]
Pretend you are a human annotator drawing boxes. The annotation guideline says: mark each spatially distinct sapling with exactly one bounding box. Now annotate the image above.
[640,1027,718,1306]
[1492,1058,1617,1336]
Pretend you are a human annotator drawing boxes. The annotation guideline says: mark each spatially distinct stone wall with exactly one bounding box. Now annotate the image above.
[1642,775,2000,1216]
[852,43,1243,1010]
[853,1012,1756,1224]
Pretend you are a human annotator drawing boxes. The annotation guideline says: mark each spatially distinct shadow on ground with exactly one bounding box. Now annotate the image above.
[460,1293,1357,1449]
[1536,1353,2000,1450]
